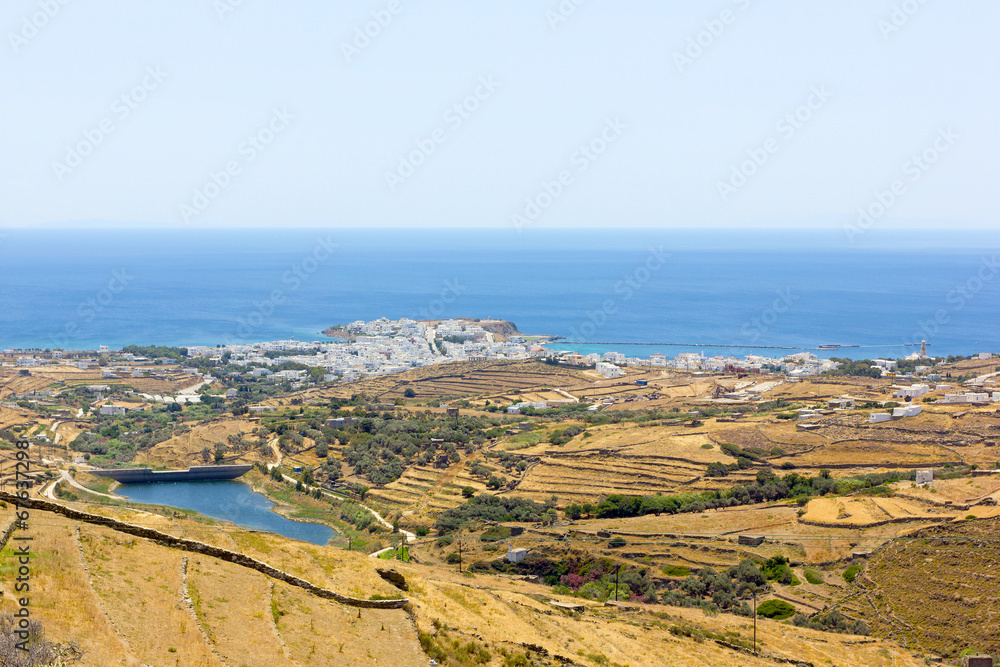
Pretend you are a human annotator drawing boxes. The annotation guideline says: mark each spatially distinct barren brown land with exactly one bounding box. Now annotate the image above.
[2,351,998,664]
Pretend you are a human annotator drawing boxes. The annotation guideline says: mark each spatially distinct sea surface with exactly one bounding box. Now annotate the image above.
[117,479,336,545]
[1,228,998,360]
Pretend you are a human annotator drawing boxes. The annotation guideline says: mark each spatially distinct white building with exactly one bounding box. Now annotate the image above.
[892,405,922,419]
[915,469,934,485]
[100,405,126,416]
[506,547,528,564]
[893,384,929,400]
[869,413,891,424]
[595,362,624,378]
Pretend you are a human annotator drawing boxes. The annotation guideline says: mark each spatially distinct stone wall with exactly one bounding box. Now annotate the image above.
[0,492,407,609]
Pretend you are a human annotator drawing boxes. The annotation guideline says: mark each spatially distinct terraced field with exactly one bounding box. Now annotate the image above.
[507,426,741,504]
[799,496,943,527]
[133,417,261,468]
[839,516,1000,659]
[308,359,590,404]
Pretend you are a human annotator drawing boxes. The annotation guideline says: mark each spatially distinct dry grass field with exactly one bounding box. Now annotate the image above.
[0,364,202,402]
[3,355,998,664]
[302,359,591,405]
[0,498,928,667]
[839,515,1000,659]
[133,418,261,468]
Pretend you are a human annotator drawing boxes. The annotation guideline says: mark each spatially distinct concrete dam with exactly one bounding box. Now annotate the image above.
[90,464,254,484]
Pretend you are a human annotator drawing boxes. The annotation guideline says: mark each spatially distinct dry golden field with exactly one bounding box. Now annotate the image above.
[839,515,1000,659]
[0,498,928,667]
[132,418,261,468]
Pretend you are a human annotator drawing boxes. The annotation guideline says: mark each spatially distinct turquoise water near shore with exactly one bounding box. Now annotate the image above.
[1,228,998,359]
[117,480,336,545]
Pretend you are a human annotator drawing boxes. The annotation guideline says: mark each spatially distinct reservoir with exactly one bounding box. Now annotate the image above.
[118,480,337,546]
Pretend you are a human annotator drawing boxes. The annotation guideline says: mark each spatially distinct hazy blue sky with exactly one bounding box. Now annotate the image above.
[2,1,997,229]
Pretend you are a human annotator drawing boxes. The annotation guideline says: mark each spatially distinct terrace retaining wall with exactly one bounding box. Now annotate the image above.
[0,492,407,609]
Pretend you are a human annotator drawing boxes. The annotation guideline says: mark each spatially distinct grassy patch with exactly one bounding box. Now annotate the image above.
[757,599,796,620]
[804,569,824,585]
[843,564,862,583]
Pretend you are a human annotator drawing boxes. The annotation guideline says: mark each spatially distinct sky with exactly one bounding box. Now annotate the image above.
[1,1,997,230]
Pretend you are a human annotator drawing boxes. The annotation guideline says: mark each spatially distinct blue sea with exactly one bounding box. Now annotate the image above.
[1,228,998,360]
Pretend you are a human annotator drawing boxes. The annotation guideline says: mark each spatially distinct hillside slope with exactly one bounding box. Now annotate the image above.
[839,515,1000,658]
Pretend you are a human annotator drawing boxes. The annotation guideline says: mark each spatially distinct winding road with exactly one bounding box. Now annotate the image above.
[43,470,124,501]
[266,439,414,544]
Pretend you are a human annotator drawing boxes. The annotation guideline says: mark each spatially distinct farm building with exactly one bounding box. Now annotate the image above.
[893,384,929,400]
[915,469,934,485]
[892,405,922,419]
[506,548,528,564]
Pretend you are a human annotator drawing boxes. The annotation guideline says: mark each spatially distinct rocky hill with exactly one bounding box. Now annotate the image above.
[839,515,1000,659]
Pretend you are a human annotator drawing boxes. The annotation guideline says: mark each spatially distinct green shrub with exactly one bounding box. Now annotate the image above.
[662,565,691,577]
[757,599,796,620]
[804,569,824,585]
[843,564,862,583]
[480,525,512,542]
[446,552,463,564]
[608,536,627,548]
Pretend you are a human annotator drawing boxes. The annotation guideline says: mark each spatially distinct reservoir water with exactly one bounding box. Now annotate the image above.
[118,480,337,545]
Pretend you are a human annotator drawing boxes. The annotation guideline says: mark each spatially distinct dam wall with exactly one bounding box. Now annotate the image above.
[90,464,253,483]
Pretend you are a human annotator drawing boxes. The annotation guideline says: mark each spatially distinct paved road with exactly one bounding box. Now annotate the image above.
[44,470,123,501]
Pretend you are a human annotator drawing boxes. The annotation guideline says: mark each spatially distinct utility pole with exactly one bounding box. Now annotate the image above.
[458,540,462,573]
[753,592,757,655]
[615,564,620,602]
